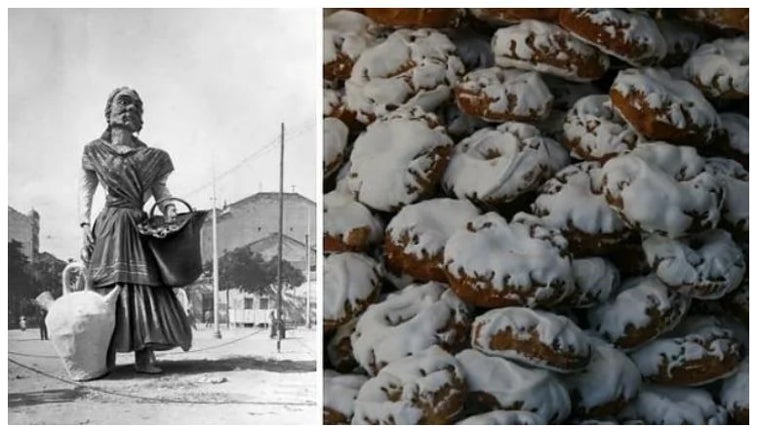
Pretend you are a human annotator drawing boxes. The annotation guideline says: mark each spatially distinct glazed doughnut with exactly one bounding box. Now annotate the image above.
[344,107,454,212]
[559,9,667,66]
[705,158,748,235]
[455,349,570,423]
[600,142,724,238]
[719,113,748,169]
[345,29,465,124]
[619,384,728,425]
[587,274,690,350]
[323,190,384,254]
[351,282,470,375]
[563,257,620,308]
[470,9,561,26]
[444,212,574,308]
[720,358,748,424]
[384,198,480,283]
[453,67,554,123]
[323,118,349,179]
[363,8,464,29]
[456,410,547,425]
[324,252,382,332]
[324,370,368,424]
[630,316,742,386]
[656,19,702,67]
[323,10,378,82]
[326,317,359,373]
[492,20,610,82]
[530,162,629,255]
[642,229,745,300]
[471,306,592,372]
[562,338,641,418]
[442,122,569,209]
[610,68,725,146]
[563,95,642,162]
[677,8,749,33]
[609,67,724,147]
[324,83,362,132]
[352,345,466,424]
[683,37,749,99]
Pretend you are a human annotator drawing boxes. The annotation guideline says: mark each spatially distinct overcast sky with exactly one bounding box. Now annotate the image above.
[8,9,318,260]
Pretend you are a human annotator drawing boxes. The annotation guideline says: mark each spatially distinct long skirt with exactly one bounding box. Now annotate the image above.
[98,284,192,354]
[89,206,192,357]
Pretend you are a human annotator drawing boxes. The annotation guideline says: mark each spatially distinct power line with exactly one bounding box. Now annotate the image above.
[182,120,314,199]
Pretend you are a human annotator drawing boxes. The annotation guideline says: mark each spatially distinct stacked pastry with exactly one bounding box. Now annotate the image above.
[323,8,749,425]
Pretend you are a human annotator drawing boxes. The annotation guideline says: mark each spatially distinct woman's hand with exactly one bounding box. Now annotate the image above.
[165,204,178,222]
[81,224,94,263]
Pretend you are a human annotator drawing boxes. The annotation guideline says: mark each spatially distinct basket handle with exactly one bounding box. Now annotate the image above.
[149,197,194,218]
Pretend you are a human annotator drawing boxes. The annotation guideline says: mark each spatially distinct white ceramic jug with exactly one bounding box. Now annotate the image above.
[39,262,121,381]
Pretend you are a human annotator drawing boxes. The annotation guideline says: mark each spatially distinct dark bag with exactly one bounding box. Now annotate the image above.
[137,197,209,287]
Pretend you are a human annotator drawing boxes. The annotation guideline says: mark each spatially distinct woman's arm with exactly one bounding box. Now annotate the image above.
[78,168,98,261]
[152,174,177,220]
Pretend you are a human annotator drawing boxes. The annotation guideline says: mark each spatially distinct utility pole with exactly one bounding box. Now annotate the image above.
[212,160,222,339]
[276,122,285,352]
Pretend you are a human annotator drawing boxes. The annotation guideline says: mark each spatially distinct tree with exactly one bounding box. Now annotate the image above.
[209,245,306,295]
[8,240,34,324]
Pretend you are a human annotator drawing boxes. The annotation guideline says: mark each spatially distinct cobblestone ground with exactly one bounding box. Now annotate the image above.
[8,326,318,424]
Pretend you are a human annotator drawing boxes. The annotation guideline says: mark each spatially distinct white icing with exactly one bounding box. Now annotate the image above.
[683,37,749,98]
[345,107,454,212]
[323,85,343,117]
[323,118,349,177]
[532,161,627,236]
[563,94,641,160]
[455,67,554,121]
[471,307,591,372]
[386,198,480,259]
[720,113,749,155]
[620,384,728,424]
[642,229,745,300]
[705,158,748,232]
[324,190,384,251]
[587,274,689,349]
[720,358,748,416]
[630,316,740,385]
[324,370,369,419]
[457,410,547,425]
[324,10,377,34]
[443,122,569,205]
[656,19,702,64]
[352,345,465,425]
[611,67,722,144]
[600,142,723,238]
[562,340,641,413]
[444,213,574,307]
[323,252,381,325]
[456,349,570,423]
[492,20,610,82]
[563,9,667,66]
[351,282,470,375]
[565,257,620,308]
[346,28,464,123]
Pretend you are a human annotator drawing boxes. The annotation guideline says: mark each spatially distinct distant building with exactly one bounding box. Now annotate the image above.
[200,192,316,264]
[8,207,39,263]
[190,192,317,328]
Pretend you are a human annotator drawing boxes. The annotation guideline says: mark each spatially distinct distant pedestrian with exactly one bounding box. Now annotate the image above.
[204,310,212,328]
[19,316,27,331]
[38,308,48,340]
[269,310,277,339]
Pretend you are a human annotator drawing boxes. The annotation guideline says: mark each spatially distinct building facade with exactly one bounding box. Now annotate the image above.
[8,207,39,263]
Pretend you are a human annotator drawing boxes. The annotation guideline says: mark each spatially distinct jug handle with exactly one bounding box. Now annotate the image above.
[61,261,89,294]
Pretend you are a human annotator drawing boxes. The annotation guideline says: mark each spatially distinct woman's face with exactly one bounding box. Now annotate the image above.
[109,89,143,132]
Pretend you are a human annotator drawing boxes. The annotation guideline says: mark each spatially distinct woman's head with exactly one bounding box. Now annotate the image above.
[105,87,144,133]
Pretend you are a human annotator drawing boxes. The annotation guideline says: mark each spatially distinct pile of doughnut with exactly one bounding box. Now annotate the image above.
[323,8,748,425]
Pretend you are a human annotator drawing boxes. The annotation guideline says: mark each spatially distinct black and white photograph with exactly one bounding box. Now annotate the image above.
[8,8,318,424]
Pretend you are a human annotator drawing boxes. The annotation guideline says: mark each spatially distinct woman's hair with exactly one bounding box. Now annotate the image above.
[104,86,144,132]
